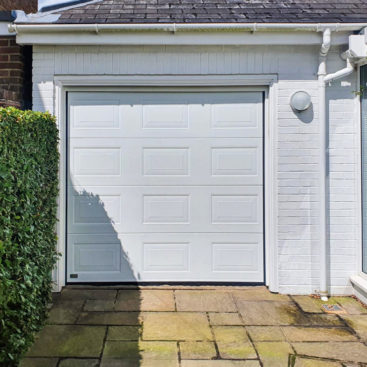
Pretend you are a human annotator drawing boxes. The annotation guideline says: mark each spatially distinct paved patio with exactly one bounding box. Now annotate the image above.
[20,286,367,367]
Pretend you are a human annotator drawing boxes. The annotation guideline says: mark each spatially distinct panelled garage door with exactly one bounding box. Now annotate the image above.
[67,90,264,283]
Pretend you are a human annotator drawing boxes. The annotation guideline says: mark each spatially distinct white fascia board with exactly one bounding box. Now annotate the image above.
[15,30,350,46]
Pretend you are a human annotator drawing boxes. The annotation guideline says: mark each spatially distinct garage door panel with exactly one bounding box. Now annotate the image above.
[68,186,123,234]
[69,92,263,138]
[68,234,136,281]
[70,95,120,131]
[67,90,264,283]
[69,137,262,186]
[67,233,263,282]
[71,147,122,177]
[68,186,263,234]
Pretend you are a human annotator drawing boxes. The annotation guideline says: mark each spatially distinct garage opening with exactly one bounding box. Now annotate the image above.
[66,90,264,283]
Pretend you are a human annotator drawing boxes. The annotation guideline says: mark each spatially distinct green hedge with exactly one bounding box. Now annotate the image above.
[0,107,59,366]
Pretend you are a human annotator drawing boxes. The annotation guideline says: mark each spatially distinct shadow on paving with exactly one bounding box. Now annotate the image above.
[16,187,367,367]
[20,187,142,367]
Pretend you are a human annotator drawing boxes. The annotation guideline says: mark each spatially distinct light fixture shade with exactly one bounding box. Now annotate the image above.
[290,91,312,112]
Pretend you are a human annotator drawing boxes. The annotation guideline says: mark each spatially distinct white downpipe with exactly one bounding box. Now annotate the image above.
[324,58,354,83]
[318,29,355,301]
[318,28,331,302]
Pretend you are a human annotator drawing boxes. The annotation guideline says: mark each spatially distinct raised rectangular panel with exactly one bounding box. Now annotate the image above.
[143,148,189,176]
[74,194,121,224]
[143,195,189,223]
[73,148,121,176]
[212,147,258,176]
[212,103,258,128]
[71,100,119,129]
[143,105,188,128]
[143,243,189,271]
[212,195,258,224]
[212,243,258,272]
[74,243,121,272]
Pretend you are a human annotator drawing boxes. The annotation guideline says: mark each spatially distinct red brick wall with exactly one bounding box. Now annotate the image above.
[0,36,24,108]
[0,0,37,13]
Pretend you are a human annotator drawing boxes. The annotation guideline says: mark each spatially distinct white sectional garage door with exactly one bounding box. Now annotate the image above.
[67,90,264,283]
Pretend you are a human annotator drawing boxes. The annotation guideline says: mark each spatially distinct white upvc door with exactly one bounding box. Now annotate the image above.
[67,90,264,283]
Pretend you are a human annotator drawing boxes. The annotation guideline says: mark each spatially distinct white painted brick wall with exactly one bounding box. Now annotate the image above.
[327,47,359,295]
[32,44,359,295]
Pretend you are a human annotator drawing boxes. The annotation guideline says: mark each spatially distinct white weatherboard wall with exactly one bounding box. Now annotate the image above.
[33,44,359,295]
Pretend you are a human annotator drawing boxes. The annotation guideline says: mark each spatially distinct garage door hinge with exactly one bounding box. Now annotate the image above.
[70,274,78,279]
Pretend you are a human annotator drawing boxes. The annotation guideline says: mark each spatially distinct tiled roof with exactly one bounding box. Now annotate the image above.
[54,0,367,24]
[0,11,14,22]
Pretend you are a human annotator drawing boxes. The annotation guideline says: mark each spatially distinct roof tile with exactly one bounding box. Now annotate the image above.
[50,0,367,24]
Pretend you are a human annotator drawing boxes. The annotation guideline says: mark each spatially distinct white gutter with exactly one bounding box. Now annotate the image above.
[318,28,331,302]
[8,22,367,34]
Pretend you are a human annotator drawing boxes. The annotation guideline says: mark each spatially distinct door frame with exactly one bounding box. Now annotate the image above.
[53,74,279,292]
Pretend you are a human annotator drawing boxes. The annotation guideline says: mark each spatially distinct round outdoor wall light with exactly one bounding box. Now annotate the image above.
[290,91,312,112]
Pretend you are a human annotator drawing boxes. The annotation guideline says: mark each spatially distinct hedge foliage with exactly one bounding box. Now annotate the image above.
[0,107,59,366]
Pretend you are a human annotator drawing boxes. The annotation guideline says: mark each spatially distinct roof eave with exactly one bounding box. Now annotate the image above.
[10,22,367,33]
[11,22,365,47]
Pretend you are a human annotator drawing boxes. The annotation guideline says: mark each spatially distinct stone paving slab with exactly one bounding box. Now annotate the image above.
[292,296,340,313]
[213,326,257,359]
[208,312,243,326]
[255,342,293,367]
[19,358,59,367]
[305,314,344,326]
[238,301,309,325]
[293,296,367,315]
[293,357,343,367]
[101,358,179,367]
[59,289,117,301]
[47,300,84,324]
[58,359,100,367]
[84,299,115,312]
[111,291,140,311]
[181,361,261,367]
[26,325,106,357]
[340,314,367,340]
[77,312,142,325]
[281,326,357,341]
[333,297,367,315]
[139,290,176,312]
[217,341,257,360]
[246,326,285,341]
[179,341,217,359]
[212,326,250,342]
[103,341,177,360]
[143,312,213,341]
[293,342,367,363]
[107,326,141,341]
[175,290,237,312]
[115,290,175,312]
[232,287,290,302]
